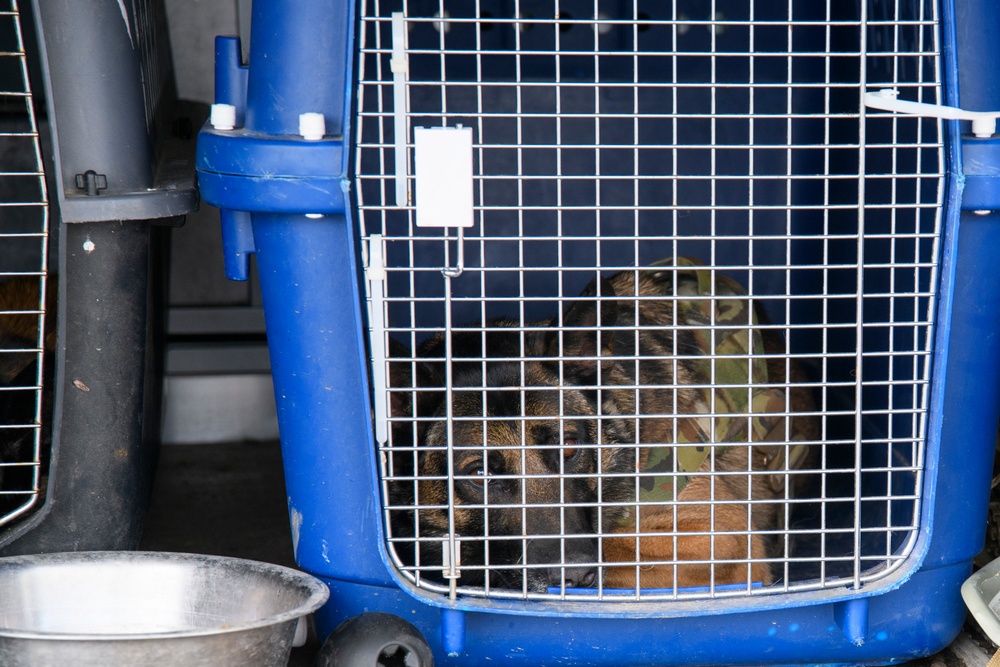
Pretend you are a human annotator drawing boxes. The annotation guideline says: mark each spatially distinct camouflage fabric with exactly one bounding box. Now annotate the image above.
[637,257,790,503]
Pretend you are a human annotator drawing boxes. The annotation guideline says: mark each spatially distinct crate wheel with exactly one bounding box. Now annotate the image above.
[316,611,434,667]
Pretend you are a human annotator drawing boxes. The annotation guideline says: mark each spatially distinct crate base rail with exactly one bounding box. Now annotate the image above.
[315,561,970,666]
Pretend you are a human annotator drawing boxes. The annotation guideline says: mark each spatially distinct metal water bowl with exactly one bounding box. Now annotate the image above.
[0,551,329,667]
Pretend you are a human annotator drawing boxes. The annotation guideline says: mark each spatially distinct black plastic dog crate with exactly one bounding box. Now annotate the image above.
[0,0,197,554]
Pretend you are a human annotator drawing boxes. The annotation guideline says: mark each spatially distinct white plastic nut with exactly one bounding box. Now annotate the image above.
[210,103,237,131]
[299,112,326,141]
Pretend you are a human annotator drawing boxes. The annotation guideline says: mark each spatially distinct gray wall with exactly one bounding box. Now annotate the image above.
[162,0,278,444]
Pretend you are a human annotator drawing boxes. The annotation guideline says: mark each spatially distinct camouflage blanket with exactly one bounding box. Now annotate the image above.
[637,257,790,503]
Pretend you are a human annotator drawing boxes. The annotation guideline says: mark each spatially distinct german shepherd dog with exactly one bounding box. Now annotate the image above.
[0,276,56,514]
[386,324,617,592]
[385,264,817,592]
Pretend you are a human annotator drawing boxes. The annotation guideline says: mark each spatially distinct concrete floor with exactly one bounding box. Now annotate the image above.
[138,440,997,667]
[138,441,319,665]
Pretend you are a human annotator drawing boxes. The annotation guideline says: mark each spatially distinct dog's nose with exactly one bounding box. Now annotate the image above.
[548,564,598,589]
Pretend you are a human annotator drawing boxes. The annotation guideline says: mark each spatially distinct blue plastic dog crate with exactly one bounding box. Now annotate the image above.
[197,1,1000,664]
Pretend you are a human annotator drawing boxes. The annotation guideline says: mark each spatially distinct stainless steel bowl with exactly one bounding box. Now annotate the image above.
[0,551,329,667]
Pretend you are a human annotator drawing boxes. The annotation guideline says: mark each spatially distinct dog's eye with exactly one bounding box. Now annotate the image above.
[460,463,487,485]
[563,439,578,459]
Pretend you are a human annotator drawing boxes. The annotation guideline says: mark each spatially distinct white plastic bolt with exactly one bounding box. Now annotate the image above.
[864,89,1000,138]
[210,103,237,131]
[299,112,326,141]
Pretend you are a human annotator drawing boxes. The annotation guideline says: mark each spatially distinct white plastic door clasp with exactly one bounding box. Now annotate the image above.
[864,89,1000,138]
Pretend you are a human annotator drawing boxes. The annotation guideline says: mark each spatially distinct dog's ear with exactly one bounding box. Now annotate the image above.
[414,333,445,388]
[411,333,449,425]
[545,277,619,383]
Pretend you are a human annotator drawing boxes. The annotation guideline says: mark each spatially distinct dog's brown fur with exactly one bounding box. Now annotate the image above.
[0,276,55,385]
[387,323,615,592]
[600,278,820,589]
[0,276,56,508]
[385,266,818,592]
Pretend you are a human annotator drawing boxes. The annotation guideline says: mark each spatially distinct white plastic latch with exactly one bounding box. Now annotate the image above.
[367,233,386,282]
[414,125,474,228]
[864,89,1000,138]
[367,235,390,445]
[391,12,410,206]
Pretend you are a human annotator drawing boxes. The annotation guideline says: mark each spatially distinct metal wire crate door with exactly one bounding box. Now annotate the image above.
[0,0,51,528]
[356,1,943,603]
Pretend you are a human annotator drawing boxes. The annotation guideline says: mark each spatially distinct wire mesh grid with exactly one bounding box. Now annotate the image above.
[0,0,51,529]
[355,0,943,602]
